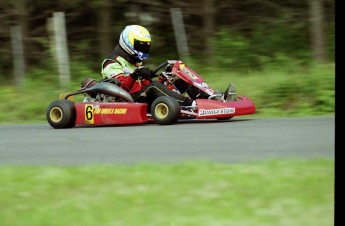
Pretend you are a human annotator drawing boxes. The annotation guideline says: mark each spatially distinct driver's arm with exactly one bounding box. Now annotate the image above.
[102,62,136,92]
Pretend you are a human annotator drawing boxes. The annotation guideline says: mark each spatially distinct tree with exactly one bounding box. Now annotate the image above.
[202,0,215,59]
[309,0,327,63]
[96,0,113,56]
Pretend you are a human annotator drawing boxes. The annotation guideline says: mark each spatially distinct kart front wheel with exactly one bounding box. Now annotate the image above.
[151,96,180,125]
[46,99,76,129]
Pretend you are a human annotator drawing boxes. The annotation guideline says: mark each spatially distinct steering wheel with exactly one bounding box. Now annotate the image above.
[152,60,177,77]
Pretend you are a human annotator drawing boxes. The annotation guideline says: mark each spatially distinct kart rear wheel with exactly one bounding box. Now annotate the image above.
[151,96,180,125]
[46,99,76,129]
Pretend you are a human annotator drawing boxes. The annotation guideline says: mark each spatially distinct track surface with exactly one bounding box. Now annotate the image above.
[0,116,334,165]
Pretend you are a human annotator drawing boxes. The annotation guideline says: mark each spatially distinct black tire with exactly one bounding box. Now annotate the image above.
[46,99,76,129]
[151,96,180,125]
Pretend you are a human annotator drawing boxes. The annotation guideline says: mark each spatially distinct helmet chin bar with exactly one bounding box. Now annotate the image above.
[135,52,149,61]
[119,40,147,62]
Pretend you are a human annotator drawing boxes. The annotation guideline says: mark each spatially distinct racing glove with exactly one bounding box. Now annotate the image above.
[131,67,154,80]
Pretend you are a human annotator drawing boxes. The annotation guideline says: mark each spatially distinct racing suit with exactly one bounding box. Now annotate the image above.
[101,45,193,108]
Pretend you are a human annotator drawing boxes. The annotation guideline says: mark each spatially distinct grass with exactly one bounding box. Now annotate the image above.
[0,159,334,226]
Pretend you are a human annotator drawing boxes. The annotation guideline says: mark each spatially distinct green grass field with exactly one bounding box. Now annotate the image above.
[0,160,334,226]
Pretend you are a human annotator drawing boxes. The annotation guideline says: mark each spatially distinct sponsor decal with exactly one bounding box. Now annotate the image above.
[198,108,235,116]
[85,105,128,124]
[93,108,127,115]
[181,67,198,79]
[201,82,209,88]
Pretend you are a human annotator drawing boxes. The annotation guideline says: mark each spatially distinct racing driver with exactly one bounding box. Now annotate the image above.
[100,25,195,110]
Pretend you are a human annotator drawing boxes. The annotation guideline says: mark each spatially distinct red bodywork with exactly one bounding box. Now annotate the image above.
[172,61,215,96]
[74,102,149,126]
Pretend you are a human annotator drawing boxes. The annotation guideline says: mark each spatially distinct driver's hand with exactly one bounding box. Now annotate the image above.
[132,67,154,80]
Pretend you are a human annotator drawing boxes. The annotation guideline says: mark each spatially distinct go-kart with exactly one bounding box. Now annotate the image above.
[46,60,256,129]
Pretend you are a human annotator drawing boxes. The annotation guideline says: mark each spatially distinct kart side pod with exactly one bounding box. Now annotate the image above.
[195,96,256,119]
[46,96,182,128]
[46,100,148,129]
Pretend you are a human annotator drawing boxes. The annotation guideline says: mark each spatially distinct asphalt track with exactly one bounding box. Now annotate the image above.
[0,115,334,166]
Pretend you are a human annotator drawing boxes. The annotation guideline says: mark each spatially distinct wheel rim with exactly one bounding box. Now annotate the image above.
[50,107,63,123]
[155,103,169,119]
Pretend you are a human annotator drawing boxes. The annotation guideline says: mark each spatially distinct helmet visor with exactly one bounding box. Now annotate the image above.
[134,39,151,54]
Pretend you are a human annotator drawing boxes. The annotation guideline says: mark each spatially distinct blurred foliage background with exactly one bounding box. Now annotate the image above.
[0,3,335,225]
[0,0,335,123]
